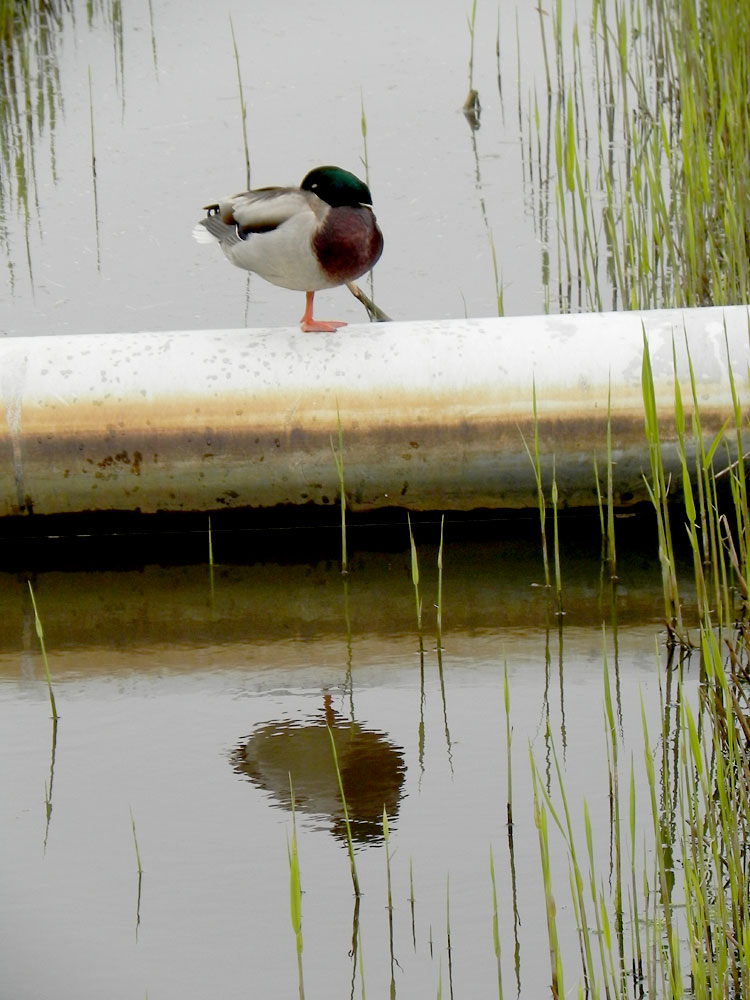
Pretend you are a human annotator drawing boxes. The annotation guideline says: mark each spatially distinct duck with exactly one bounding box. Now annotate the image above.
[193,165,384,332]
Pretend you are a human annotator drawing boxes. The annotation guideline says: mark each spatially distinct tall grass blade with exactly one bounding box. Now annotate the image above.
[383,807,396,999]
[287,777,305,1000]
[331,404,348,574]
[436,514,445,649]
[27,580,57,720]
[87,66,101,270]
[327,725,360,896]
[489,846,504,1000]
[130,806,143,939]
[407,512,423,651]
[229,16,251,189]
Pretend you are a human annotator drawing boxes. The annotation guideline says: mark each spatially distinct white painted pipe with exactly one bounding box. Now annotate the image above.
[0,306,747,516]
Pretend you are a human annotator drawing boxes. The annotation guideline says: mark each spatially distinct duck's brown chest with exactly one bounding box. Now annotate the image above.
[312,206,384,282]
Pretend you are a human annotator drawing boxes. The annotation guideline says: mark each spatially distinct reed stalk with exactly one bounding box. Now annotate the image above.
[288,778,305,1000]
[331,405,348,574]
[520,379,550,587]
[129,806,143,938]
[383,807,396,999]
[207,514,215,611]
[27,580,57,720]
[327,725,360,896]
[530,0,750,311]
[436,514,444,649]
[87,66,101,270]
[407,513,423,652]
[463,0,480,123]
[229,16,250,189]
[641,331,682,638]
[130,807,143,875]
[489,846,504,1000]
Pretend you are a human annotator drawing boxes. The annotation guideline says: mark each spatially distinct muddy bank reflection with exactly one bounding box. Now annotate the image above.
[231,695,406,846]
[0,529,691,667]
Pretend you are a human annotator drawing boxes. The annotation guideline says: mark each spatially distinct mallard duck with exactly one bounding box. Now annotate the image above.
[194,165,384,332]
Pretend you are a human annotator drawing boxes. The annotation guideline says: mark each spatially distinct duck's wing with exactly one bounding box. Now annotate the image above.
[207,186,324,235]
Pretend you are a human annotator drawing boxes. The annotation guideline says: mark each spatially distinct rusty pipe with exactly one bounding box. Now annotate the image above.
[0,306,748,516]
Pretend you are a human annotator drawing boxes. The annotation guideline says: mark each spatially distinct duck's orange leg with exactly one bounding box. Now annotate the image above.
[300,291,347,333]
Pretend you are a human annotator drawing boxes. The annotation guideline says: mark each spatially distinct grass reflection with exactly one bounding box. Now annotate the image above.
[525,0,750,311]
[0,0,120,276]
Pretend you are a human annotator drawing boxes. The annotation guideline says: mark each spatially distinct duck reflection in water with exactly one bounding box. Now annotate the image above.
[231,694,406,847]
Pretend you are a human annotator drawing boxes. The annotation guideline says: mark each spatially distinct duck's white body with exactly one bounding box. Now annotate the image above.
[194,165,384,332]
[194,189,338,291]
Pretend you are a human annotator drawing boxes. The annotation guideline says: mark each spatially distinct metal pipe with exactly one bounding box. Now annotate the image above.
[1,306,748,516]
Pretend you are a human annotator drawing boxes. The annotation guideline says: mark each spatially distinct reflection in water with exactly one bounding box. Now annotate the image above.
[231,695,406,847]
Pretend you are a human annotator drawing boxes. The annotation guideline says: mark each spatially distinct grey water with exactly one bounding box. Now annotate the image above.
[0,518,698,999]
[0,3,691,998]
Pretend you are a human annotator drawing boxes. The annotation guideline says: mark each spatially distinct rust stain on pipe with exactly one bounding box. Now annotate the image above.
[1,307,748,516]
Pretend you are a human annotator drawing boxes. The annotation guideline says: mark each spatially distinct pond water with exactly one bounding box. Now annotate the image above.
[0,0,590,337]
[0,517,701,999]
[0,2,709,998]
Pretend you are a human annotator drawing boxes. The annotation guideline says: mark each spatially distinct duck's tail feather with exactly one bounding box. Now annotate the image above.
[192,214,241,246]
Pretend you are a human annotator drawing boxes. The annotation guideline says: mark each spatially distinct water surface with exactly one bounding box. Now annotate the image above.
[0,524,699,999]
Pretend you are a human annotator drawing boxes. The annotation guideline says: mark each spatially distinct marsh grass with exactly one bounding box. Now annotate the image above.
[407,513,423,653]
[594,382,617,575]
[436,514,444,649]
[130,806,143,938]
[529,394,750,1000]
[520,379,550,588]
[0,0,120,274]
[287,780,305,1000]
[641,331,683,640]
[326,723,360,897]
[444,874,454,1000]
[488,846,504,1000]
[462,0,480,125]
[229,15,250,189]
[207,514,216,611]
[27,580,57,720]
[529,0,750,311]
[331,406,348,574]
[87,66,100,268]
[383,807,396,999]
[130,806,143,874]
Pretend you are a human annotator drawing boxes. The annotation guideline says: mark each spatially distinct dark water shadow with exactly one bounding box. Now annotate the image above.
[230,694,406,848]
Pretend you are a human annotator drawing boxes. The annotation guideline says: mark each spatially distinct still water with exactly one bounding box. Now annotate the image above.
[0,518,699,998]
[0,0,587,336]
[0,2,701,997]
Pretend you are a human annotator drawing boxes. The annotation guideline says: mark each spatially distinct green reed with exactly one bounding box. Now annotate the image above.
[331,406,348,574]
[444,874,454,999]
[383,807,397,999]
[287,779,305,1000]
[463,0,479,122]
[531,754,563,999]
[520,378,550,587]
[641,331,682,638]
[130,805,144,938]
[436,514,444,649]
[327,724,360,897]
[488,846,503,1000]
[530,575,750,998]
[528,0,750,312]
[229,16,250,189]
[130,806,143,875]
[550,460,562,613]
[407,513,423,651]
[0,0,120,271]
[27,580,58,721]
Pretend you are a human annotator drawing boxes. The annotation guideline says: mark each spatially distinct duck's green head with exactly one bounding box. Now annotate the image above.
[301,165,374,208]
